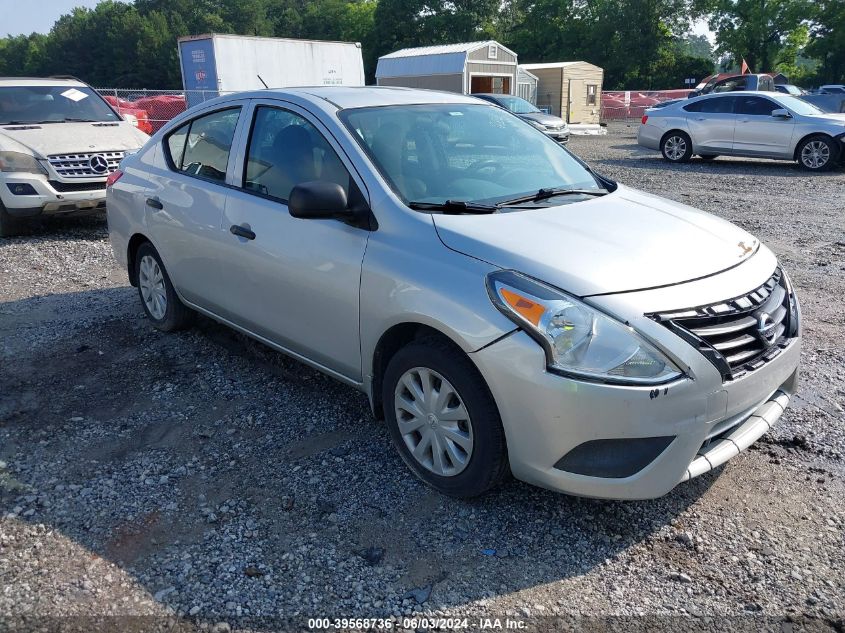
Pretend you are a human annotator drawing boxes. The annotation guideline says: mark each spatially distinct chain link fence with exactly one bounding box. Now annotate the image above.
[99,86,702,132]
[95,88,240,134]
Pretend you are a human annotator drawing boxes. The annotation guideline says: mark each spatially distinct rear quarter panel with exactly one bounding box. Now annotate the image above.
[107,146,156,272]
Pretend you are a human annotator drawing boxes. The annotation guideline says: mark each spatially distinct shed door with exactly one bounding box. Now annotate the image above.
[567,78,586,123]
[471,76,511,94]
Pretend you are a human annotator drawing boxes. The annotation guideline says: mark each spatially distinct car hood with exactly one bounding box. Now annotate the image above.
[519,112,568,127]
[0,122,148,157]
[432,185,761,297]
[805,112,845,125]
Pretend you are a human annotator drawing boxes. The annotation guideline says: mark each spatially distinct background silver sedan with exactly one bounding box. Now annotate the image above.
[638,91,845,171]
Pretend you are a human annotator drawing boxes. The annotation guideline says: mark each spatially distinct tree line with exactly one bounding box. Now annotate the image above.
[0,0,841,91]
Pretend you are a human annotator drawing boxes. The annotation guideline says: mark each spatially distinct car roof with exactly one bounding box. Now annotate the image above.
[210,86,489,110]
[0,77,87,87]
[696,90,781,97]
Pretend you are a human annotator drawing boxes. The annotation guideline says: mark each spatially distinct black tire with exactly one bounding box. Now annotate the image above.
[0,202,31,238]
[699,154,718,161]
[382,336,509,497]
[134,242,194,332]
[796,135,839,171]
[660,131,693,163]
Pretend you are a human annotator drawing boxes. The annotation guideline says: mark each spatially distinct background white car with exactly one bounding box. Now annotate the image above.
[0,77,149,236]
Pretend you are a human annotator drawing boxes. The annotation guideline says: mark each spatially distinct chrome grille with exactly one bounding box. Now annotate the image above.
[47,151,124,179]
[650,269,798,381]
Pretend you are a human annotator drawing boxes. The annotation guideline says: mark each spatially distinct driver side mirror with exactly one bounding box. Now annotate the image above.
[771,108,792,118]
[289,181,348,219]
[288,181,374,230]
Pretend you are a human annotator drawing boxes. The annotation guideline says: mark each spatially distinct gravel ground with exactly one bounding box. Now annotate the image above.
[1,123,844,632]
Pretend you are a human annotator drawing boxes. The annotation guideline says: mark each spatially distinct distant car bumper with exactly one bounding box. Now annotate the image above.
[1,173,107,216]
[545,129,570,143]
[637,124,663,150]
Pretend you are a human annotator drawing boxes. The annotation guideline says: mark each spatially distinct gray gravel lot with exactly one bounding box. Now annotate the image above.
[1,122,844,632]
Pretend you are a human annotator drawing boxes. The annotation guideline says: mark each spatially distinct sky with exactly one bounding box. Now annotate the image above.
[0,0,106,37]
[2,0,718,42]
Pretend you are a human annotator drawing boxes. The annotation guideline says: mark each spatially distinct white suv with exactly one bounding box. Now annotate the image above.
[0,77,149,236]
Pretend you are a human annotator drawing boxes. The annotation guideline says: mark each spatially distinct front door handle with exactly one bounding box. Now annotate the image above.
[146,197,163,210]
[230,224,256,240]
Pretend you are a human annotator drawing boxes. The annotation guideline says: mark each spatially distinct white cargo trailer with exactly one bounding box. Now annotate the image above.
[178,34,365,108]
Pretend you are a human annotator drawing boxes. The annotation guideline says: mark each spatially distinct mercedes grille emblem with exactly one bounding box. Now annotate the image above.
[89,154,109,174]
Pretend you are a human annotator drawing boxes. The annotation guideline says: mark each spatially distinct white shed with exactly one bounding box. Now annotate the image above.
[376,41,518,95]
[517,66,539,104]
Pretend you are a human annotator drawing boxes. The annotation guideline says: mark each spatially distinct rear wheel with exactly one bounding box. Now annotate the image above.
[134,242,194,331]
[382,336,509,497]
[797,135,838,171]
[661,131,693,163]
[0,202,30,238]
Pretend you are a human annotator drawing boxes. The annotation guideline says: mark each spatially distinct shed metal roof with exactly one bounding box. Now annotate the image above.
[520,61,602,71]
[376,41,517,78]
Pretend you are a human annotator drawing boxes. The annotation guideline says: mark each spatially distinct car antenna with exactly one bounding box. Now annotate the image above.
[257,74,269,89]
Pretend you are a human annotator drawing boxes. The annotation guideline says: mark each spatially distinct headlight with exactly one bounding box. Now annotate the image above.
[0,151,46,174]
[487,270,683,384]
[527,120,546,131]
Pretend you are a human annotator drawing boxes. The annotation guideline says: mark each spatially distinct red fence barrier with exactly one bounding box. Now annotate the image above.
[601,89,692,122]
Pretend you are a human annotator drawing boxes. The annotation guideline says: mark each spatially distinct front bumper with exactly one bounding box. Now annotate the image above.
[1,172,107,216]
[545,129,570,143]
[471,329,800,500]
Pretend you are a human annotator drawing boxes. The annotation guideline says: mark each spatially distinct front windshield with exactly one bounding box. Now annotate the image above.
[0,85,119,125]
[778,95,825,115]
[340,104,600,206]
[490,96,541,114]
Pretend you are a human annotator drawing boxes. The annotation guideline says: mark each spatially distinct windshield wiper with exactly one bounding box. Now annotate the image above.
[495,187,609,207]
[408,200,497,214]
[36,118,100,124]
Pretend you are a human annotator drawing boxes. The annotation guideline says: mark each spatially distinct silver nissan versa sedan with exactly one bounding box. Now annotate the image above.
[107,87,801,499]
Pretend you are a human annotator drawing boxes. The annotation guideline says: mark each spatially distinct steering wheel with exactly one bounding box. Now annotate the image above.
[464,159,503,177]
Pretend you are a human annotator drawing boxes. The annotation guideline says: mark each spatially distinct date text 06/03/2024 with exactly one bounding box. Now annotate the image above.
[306,617,527,629]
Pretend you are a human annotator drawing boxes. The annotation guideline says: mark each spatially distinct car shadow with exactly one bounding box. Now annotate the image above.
[1,285,718,629]
[0,214,107,243]
[596,155,845,177]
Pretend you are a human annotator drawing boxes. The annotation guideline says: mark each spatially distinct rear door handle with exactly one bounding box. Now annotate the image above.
[230,224,256,240]
[146,197,163,210]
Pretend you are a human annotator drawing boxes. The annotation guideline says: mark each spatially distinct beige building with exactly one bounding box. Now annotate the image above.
[520,61,604,124]
[376,41,518,95]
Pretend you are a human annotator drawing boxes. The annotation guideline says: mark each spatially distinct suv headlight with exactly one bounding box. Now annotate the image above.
[487,270,683,384]
[0,151,46,175]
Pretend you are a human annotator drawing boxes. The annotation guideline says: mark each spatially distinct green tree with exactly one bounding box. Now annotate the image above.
[507,0,702,89]
[698,0,811,72]
[804,0,845,84]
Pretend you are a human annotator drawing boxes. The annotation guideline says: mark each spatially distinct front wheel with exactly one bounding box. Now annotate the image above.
[797,135,838,171]
[134,242,194,331]
[661,132,693,163]
[382,337,509,497]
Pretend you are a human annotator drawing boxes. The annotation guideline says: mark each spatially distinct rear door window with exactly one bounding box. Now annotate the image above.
[684,97,735,114]
[164,107,241,182]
